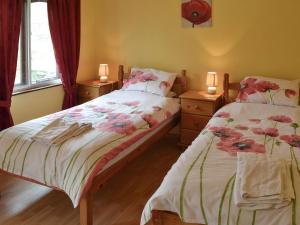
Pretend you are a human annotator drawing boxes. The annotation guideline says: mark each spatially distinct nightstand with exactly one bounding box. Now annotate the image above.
[77,80,118,104]
[179,90,223,148]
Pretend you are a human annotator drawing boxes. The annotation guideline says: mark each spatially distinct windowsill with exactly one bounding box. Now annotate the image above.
[13,79,62,96]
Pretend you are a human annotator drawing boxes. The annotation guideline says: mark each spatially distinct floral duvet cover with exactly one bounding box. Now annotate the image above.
[142,102,300,225]
[0,90,179,207]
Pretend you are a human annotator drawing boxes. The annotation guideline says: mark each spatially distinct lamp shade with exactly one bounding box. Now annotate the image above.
[99,64,109,76]
[206,72,218,87]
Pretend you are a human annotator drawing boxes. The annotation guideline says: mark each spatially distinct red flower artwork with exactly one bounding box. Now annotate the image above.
[285,89,297,98]
[268,115,293,123]
[217,138,266,155]
[255,81,280,93]
[280,135,300,148]
[237,78,257,101]
[182,0,212,27]
[252,128,279,137]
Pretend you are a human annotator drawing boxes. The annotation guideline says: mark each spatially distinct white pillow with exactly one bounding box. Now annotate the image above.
[236,76,299,107]
[122,68,177,97]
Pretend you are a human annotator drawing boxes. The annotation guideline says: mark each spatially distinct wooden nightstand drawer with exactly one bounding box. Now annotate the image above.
[181,114,210,131]
[179,91,223,149]
[181,100,214,116]
[78,86,99,99]
[180,129,199,145]
[99,84,114,95]
[77,80,118,104]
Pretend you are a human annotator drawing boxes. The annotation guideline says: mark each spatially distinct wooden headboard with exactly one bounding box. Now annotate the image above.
[223,73,240,104]
[118,65,188,96]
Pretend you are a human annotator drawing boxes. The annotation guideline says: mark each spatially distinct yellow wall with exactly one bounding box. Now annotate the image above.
[11,0,98,124]
[95,0,300,91]
[11,0,300,124]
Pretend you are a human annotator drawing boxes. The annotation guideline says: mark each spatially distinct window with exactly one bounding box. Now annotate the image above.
[14,0,60,93]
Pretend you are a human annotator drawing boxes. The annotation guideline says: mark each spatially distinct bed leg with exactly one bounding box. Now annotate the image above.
[80,191,93,225]
[152,210,163,225]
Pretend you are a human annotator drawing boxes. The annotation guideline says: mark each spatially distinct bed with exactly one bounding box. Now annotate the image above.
[0,65,187,225]
[142,74,300,225]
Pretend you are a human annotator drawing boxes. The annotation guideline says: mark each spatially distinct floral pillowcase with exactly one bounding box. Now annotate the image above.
[122,68,177,97]
[236,76,299,107]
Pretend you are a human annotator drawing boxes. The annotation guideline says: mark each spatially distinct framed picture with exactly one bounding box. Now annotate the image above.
[181,0,212,28]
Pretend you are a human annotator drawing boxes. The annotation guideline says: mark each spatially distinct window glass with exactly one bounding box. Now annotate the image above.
[30,2,57,84]
[14,0,60,93]
[15,40,22,85]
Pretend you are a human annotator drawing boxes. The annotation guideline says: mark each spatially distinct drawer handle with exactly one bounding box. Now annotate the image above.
[85,91,90,96]
[195,105,202,110]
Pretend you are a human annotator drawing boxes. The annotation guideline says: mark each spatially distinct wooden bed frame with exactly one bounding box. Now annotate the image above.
[148,73,241,225]
[0,65,187,225]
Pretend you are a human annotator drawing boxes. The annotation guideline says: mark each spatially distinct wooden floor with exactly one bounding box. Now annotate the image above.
[0,136,181,225]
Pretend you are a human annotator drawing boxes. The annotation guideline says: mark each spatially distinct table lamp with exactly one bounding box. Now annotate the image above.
[99,64,109,83]
[206,72,218,95]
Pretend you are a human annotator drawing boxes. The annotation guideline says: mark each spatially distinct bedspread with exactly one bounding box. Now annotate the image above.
[142,103,300,225]
[0,90,179,207]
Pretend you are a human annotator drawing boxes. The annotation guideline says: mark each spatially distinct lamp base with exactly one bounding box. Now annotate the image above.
[100,76,108,83]
[207,87,217,95]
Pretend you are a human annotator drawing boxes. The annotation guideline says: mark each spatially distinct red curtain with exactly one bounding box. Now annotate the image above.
[47,0,81,109]
[0,0,24,131]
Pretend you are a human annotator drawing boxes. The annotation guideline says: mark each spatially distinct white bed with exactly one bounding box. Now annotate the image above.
[142,102,300,225]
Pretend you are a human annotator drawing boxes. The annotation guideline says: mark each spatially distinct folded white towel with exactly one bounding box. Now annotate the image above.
[32,118,92,145]
[234,153,294,210]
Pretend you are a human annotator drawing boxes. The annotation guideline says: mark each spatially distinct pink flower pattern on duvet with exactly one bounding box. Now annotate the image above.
[96,119,137,135]
[252,128,279,137]
[209,126,242,141]
[122,101,140,107]
[209,126,265,155]
[142,114,159,127]
[92,107,114,113]
[280,135,300,148]
[268,115,293,123]
[214,112,231,118]
[217,138,265,155]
